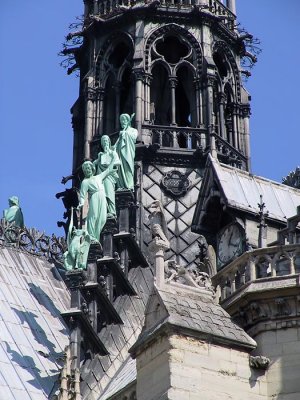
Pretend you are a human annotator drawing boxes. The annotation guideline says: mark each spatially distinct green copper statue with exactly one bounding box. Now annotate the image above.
[78,160,113,242]
[93,135,121,218]
[115,113,138,190]
[63,208,91,270]
[3,196,24,228]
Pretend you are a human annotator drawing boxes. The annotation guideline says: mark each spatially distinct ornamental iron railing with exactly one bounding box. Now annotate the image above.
[212,244,300,302]
[0,219,66,264]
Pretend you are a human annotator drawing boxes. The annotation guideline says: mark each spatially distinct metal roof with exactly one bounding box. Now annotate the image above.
[100,356,136,400]
[212,157,300,222]
[0,246,70,399]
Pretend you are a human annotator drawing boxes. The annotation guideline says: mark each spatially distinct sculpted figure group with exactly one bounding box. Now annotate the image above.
[64,114,137,270]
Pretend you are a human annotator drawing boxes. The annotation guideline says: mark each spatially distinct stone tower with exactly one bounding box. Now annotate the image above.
[70,0,251,269]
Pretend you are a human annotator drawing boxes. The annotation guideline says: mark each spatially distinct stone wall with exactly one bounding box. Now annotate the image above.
[254,328,300,399]
[136,333,268,400]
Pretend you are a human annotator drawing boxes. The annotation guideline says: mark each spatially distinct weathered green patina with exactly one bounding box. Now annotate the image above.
[115,114,138,190]
[78,160,113,242]
[3,196,24,228]
[63,208,91,270]
[93,135,120,217]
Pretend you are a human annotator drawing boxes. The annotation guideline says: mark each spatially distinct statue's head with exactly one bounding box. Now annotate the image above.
[120,113,131,129]
[8,196,20,207]
[101,135,111,152]
[149,199,162,214]
[82,161,95,178]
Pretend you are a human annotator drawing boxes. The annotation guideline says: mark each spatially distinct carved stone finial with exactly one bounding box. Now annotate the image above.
[257,194,268,248]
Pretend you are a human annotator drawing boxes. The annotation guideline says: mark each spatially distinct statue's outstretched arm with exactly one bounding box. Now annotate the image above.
[61,175,74,185]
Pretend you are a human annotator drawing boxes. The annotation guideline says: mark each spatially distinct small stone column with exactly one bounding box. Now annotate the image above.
[144,73,152,123]
[84,84,98,159]
[169,77,177,126]
[232,103,239,149]
[133,68,145,135]
[241,104,251,170]
[194,78,202,127]
[218,92,226,139]
[149,239,170,288]
[206,74,217,158]
[98,88,105,136]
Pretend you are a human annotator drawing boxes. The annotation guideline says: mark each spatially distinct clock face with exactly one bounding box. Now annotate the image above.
[217,223,244,267]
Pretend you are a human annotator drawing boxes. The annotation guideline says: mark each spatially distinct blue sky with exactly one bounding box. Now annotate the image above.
[0,0,299,235]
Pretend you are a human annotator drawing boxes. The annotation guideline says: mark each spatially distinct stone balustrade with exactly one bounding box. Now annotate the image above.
[90,0,235,30]
[143,124,206,150]
[212,244,300,301]
[213,132,247,169]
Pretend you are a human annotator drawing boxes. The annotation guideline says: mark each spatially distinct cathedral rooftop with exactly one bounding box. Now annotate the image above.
[0,246,69,399]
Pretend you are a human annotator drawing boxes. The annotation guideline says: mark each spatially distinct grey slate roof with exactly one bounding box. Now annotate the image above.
[79,266,153,400]
[0,246,70,400]
[212,156,300,222]
[131,283,256,354]
[100,356,136,400]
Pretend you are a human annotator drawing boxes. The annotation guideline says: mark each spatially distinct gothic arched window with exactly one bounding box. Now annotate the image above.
[146,26,202,131]
[96,33,134,134]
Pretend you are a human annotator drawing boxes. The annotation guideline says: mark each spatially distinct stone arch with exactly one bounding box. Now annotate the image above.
[272,251,292,276]
[145,24,203,76]
[213,41,241,102]
[94,31,134,87]
[150,59,172,76]
[254,254,272,278]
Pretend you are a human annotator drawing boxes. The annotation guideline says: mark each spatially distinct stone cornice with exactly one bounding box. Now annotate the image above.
[220,276,300,337]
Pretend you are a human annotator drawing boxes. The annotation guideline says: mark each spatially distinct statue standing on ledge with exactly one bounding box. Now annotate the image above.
[115,113,138,190]
[63,208,91,271]
[3,196,24,228]
[93,135,120,218]
[78,160,113,242]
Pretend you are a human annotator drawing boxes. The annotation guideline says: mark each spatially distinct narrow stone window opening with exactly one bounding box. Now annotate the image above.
[108,42,130,68]
[213,51,228,78]
[103,73,116,134]
[176,66,196,131]
[150,64,171,125]
[120,67,133,116]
